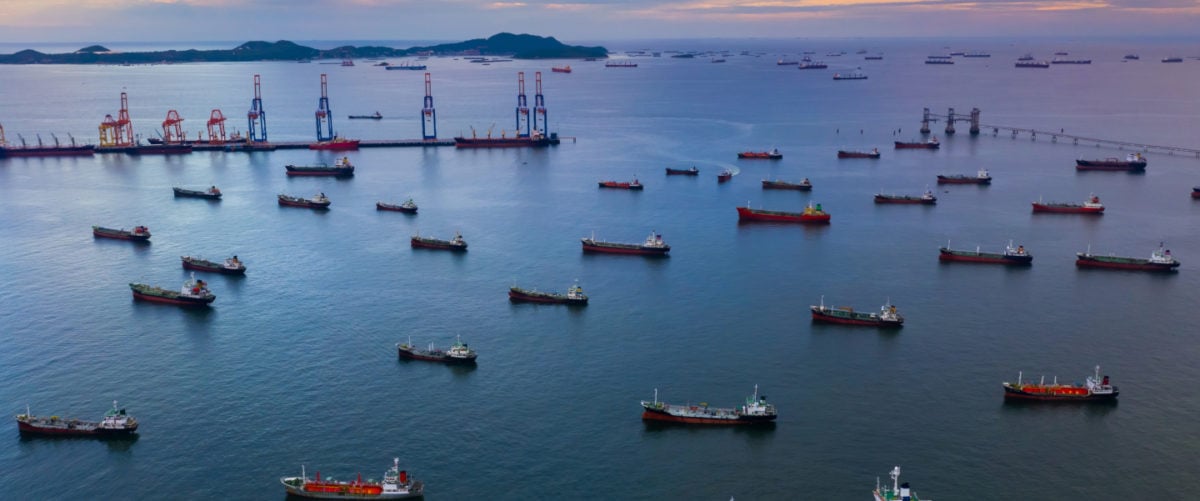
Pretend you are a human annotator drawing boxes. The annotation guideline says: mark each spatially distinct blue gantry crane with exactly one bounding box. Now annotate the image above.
[533,71,547,138]
[247,74,267,143]
[515,72,530,138]
[315,73,334,142]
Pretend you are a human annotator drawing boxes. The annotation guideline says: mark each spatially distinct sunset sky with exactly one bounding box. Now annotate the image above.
[1,0,1199,44]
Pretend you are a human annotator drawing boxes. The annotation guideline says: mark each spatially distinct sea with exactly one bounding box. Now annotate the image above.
[2,37,1200,500]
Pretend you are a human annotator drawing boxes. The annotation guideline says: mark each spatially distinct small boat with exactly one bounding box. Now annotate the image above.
[810,297,903,328]
[397,336,476,364]
[937,168,991,184]
[308,137,360,151]
[736,201,830,224]
[1162,57,1184,63]
[1076,244,1180,272]
[894,138,939,149]
[665,166,699,176]
[411,231,467,251]
[285,157,355,177]
[717,169,733,183]
[796,62,828,69]
[832,70,867,80]
[348,112,382,120]
[551,65,572,73]
[509,282,588,305]
[874,190,937,205]
[1031,194,1104,214]
[1015,60,1050,68]
[598,178,643,190]
[93,225,151,241]
[377,199,418,213]
[1075,153,1147,172]
[280,458,424,499]
[873,467,929,501]
[738,148,782,159]
[605,61,637,68]
[181,255,246,275]
[130,273,215,307]
[1003,366,1118,402]
[16,400,138,437]
[761,178,811,191]
[838,148,880,159]
[173,186,222,199]
[640,386,776,426]
[278,193,331,209]
[581,231,670,256]
[1124,54,1140,60]
[939,240,1031,265]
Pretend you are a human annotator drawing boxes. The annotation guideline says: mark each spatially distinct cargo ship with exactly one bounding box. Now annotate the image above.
[797,62,828,69]
[454,129,555,148]
[717,169,733,183]
[598,178,643,190]
[509,282,588,305]
[397,336,477,364]
[762,178,811,191]
[1076,244,1179,272]
[93,225,150,241]
[875,190,937,205]
[16,400,138,437]
[278,193,331,210]
[281,458,423,499]
[665,166,699,176]
[1124,54,1140,60]
[130,273,215,307]
[838,148,880,159]
[640,386,776,425]
[894,138,939,149]
[737,202,830,224]
[377,199,418,213]
[937,169,991,184]
[873,467,929,501]
[1031,194,1103,214]
[738,148,782,159]
[605,61,638,68]
[411,231,467,251]
[810,297,903,328]
[1002,366,1118,401]
[1162,57,1184,63]
[286,157,355,177]
[308,137,360,151]
[384,62,426,70]
[0,133,95,157]
[581,231,669,256]
[924,58,954,65]
[1015,60,1050,68]
[939,241,1031,265]
[832,71,867,80]
[1075,153,1147,171]
[551,66,572,73]
[181,255,246,275]
[1051,58,1092,64]
[348,112,382,119]
[173,186,222,199]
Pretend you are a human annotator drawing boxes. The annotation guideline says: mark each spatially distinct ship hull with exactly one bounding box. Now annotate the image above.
[1075,257,1178,272]
[581,241,669,256]
[837,151,879,159]
[127,145,193,155]
[377,203,417,213]
[736,207,829,224]
[411,239,466,251]
[762,181,811,191]
[598,182,643,190]
[1074,163,1146,172]
[1003,386,1118,401]
[508,289,587,305]
[173,188,221,199]
[1,146,95,157]
[278,199,330,209]
[665,168,698,176]
[937,176,991,185]
[811,310,902,328]
[454,137,552,148]
[640,408,776,426]
[17,421,138,436]
[131,289,214,307]
[939,249,1031,265]
[285,167,354,177]
[181,259,246,275]
[282,483,423,499]
[874,196,936,205]
[1031,203,1103,214]
[397,348,476,365]
[1192,189,1200,199]
[93,228,150,241]
[894,142,939,149]
[737,153,782,159]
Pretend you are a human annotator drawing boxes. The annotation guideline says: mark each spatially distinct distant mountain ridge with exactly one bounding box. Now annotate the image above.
[0,33,607,64]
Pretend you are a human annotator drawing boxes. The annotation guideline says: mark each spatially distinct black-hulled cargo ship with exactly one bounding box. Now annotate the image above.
[173,186,222,199]
[93,225,151,241]
[278,193,331,209]
[640,386,776,425]
[939,241,1032,265]
[581,232,670,256]
[130,273,215,307]
[509,282,588,305]
[181,255,246,275]
[285,157,355,177]
[411,231,467,251]
[1075,153,1147,172]
[397,336,477,364]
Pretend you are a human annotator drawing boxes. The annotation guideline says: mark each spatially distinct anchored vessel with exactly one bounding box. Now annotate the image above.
[640,386,776,425]
[873,467,928,501]
[173,186,222,199]
[838,148,880,159]
[737,202,830,224]
[411,231,467,251]
[797,62,828,69]
[665,166,699,175]
[811,298,903,328]
[130,273,215,307]
[347,112,382,119]
[281,458,423,499]
[509,282,588,305]
[581,232,670,256]
[738,148,782,159]
[181,255,246,275]
[1075,153,1147,172]
[717,169,733,183]
[1015,60,1050,68]
[551,66,572,73]
[1003,366,1118,401]
[397,336,477,364]
[832,71,867,80]
[285,157,355,177]
[939,241,1031,265]
[937,169,991,185]
[894,138,940,149]
[875,190,937,205]
[1031,194,1104,214]
[279,193,331,209]
[598,178,643,190]
[1076,244,1179,272]
[308,137,360,151]
[377,199,418,213]
[16,400,138,437]
[762,178,812,191]
[93,225,151,241]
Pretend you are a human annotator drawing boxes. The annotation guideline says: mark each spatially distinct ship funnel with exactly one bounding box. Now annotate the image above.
[399,470,407,484]
[900,482,911,501]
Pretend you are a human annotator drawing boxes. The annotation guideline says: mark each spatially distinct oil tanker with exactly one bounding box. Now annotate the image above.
[280,458,423,499]
[16,400,138,437]
[1075,244,1179,272]
[640,386,776,425]
[1003,366,1118,402]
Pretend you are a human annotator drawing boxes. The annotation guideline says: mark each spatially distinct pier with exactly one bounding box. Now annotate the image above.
[920,107,1200,158]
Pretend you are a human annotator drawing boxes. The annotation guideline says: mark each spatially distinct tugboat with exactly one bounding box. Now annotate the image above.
[810,297,903,328]
[640,386,776,425]
[377,199,418,213]
[939,240,1032,265]
[1003,365,1118,401]
[396,336,477,364]
[129,273,215,307]
[280,458,424,499]
[598,178,644,190]
[16,400,138,437]
[873,467,929,501]
[285,157,355,177]
[509,282,588,305]
[181,255,246,275]
[665,166,699,176]
[93,225,151,241]
[581,231,670,256]
[762,178,812,191]
[874,190,937,205]
[717,169,733,183]
[278,193,331,210]
[411,231,467,251]
[1031,194,1104,214]
[937,169,991,184]
[894,137,940,149]
[737,148,782,159]
[1075,153,1147,172]
[1076,244,1180,272]
[837,148,880,159]
[308,136,360,151]
[173,186,222,199]
[736,202,830,224]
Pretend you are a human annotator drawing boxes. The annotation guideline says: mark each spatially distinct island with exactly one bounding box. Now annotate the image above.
[0,33,608,65]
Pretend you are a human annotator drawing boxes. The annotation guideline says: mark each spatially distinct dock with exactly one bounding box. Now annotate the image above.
[95,139,455,155]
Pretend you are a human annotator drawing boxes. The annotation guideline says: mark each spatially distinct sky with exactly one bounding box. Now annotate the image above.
[1,0,1199,45]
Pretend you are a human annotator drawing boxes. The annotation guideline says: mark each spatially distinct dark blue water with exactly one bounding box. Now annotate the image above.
[3,38,1200,500]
